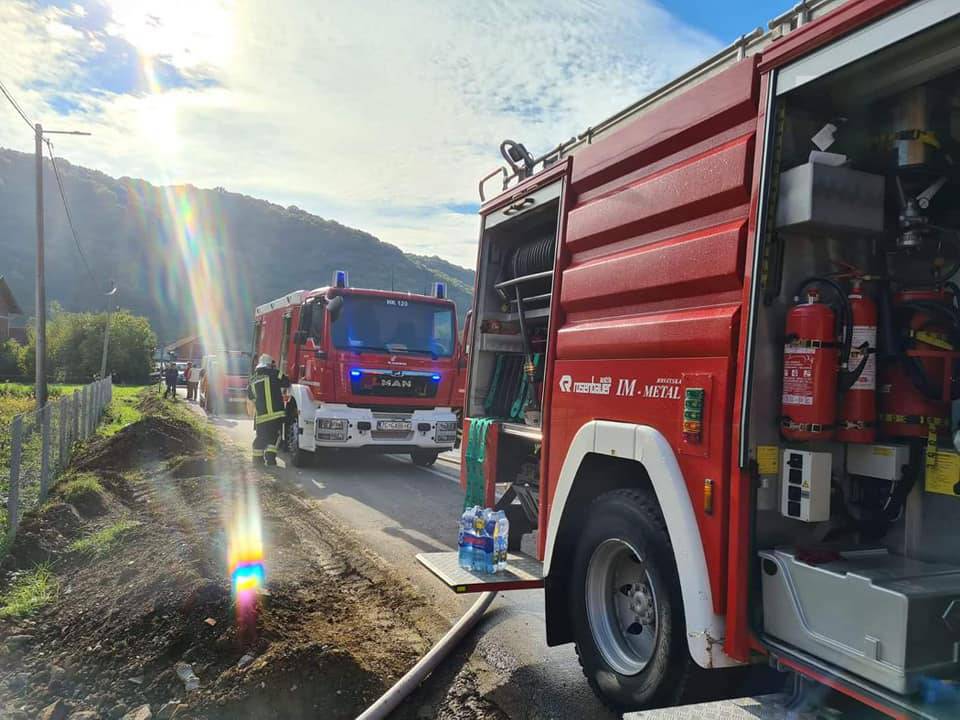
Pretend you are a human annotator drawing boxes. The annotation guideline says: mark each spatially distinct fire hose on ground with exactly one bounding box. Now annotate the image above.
[355,591,498,720]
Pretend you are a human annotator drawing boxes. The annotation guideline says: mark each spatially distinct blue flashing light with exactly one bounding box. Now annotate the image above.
[350,369,362,379]
[431,373,441,382]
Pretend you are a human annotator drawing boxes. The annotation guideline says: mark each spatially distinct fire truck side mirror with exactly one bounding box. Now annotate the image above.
[327,295,344,322]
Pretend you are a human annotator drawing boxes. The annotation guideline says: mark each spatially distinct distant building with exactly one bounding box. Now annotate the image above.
[0,276,27,344]
[164,334,206,362]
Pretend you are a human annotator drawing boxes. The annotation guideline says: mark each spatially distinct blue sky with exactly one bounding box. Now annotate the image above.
[664,0,774,42]
[0,0,790,266]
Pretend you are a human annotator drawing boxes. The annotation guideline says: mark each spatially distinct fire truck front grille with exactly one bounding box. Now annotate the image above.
[350,373,438,399]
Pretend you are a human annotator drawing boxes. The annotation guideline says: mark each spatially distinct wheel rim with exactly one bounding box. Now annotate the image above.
[585,538,659,676]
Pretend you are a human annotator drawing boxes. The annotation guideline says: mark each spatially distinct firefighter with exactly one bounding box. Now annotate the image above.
[247,354,290,465]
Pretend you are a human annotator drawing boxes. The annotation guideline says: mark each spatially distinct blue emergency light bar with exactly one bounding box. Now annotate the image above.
[350,369,362,379]
[334,270,349,288]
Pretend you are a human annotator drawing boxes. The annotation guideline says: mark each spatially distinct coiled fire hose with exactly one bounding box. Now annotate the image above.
[355,591,497,720]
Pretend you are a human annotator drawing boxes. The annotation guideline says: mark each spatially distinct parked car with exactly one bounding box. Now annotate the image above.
[175,362,189,386]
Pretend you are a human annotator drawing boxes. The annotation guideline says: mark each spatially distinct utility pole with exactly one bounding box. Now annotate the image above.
[100,283,118,380]
[32,126,90,408]
[35,123,46,408]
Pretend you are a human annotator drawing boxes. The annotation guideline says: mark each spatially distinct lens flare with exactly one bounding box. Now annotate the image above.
[227,480,265,631]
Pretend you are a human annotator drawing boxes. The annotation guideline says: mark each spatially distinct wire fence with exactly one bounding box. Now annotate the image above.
[2,377,112,543]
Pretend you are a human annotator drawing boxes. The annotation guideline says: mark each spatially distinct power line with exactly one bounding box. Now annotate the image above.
[0,78,35,131]
[44,138,98,290]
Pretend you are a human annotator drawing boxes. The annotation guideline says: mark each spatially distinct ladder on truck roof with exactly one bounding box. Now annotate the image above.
[478,0,853,201]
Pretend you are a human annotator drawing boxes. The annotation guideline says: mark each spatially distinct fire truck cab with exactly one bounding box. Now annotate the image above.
[253,272,461,467]
[418,0,960,716]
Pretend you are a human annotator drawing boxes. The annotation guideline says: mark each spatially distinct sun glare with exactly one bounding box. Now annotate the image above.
[106,0,234,69]
[137,89,180,153]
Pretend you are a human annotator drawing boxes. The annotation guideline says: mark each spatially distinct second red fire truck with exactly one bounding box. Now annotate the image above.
[417,0,960,716]
[253,272,463,467]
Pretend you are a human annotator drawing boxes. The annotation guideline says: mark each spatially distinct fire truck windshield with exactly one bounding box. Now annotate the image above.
[331,295,454,358]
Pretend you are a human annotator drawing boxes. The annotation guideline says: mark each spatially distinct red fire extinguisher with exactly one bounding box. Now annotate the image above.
[837,278,877,443]
[878,288,955,439]
[782,289,839,441]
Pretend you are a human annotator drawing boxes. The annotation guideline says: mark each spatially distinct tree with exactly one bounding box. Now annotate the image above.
[0,339,25,379]
[18,307,157,384]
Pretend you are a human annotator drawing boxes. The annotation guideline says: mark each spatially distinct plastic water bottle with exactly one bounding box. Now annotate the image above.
[483,511,498,574]
[495,511,509,572]
[471,508,485,573]
[458,507,474,569]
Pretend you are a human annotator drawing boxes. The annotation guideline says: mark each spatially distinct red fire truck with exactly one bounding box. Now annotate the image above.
[253,272,462,467]
[418,0,960,715]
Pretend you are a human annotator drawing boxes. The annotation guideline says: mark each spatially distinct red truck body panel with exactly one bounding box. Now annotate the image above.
[536,57,760,615]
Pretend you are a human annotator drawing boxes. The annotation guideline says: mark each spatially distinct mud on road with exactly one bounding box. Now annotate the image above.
[0,394,506,719]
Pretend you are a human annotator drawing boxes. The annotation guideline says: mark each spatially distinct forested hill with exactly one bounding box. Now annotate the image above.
[0,148,475,346]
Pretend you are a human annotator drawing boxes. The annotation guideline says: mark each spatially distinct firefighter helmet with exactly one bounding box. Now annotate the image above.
[257,354,273,369]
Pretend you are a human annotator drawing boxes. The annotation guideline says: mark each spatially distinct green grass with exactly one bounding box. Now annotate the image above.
[55,473,104,503]
[99,386,146,437]
[0,563,59,618]
[68,520,140,556]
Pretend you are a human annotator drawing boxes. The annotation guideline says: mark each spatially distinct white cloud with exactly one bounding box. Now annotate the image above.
[0,0,721,266]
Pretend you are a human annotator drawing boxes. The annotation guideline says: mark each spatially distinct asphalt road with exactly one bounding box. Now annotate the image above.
[185,390,783,720]
[187,393,611,720]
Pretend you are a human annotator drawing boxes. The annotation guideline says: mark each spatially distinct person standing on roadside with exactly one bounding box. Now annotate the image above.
[163,363,179,400]
[187,361,200,401]
[246,354,290,465]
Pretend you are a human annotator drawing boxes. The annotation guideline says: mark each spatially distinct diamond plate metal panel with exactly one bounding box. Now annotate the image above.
[625,695,802,720]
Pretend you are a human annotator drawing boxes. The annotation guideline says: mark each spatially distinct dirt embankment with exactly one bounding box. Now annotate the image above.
[0,394,505,719]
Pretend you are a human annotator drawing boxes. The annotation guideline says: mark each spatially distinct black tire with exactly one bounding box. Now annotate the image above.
[287,416,310,468]
[570,488,698,712]
[411,448,440,467]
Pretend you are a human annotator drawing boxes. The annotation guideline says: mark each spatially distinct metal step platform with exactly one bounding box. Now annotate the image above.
[416,551,544,594]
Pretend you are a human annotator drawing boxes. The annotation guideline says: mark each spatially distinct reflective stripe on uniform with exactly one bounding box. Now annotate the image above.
[255,411,285,425]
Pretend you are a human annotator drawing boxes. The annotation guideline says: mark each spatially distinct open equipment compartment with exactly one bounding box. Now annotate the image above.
[745,9,960,699]
[464,175,564,548]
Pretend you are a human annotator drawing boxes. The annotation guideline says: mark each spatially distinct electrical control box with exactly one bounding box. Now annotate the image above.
[847,444,910,481]
[776,162,885,235]
[781,449,831,522]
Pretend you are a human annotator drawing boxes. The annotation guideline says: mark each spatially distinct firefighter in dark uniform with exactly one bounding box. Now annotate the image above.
[247,354,290,465]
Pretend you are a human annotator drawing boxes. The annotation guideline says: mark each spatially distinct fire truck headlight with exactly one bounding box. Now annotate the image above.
[436,421,457,443]
[316,418,348,441]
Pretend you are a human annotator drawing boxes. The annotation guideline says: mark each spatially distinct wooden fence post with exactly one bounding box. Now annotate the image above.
[7,414,23,541]
[39,404,51,501]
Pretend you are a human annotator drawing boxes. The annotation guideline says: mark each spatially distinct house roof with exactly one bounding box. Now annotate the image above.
[164,334,203,353]
[0,277,23,316]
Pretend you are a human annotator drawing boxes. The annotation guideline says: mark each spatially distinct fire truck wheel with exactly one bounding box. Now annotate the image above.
[286,416,310,468]
[411,449,440,467]
[570,488,692,712]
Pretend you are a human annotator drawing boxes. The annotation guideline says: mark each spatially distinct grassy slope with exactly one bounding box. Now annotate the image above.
[0,385,147,541]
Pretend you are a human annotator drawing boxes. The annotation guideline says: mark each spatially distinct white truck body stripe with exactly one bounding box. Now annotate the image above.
[544,420,741,669]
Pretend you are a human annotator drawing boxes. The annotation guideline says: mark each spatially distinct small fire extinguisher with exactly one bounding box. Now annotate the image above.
[836,278,877,443]
[781,288,839,441]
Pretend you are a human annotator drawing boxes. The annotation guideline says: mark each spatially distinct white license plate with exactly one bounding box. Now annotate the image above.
[377,420,411,431]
